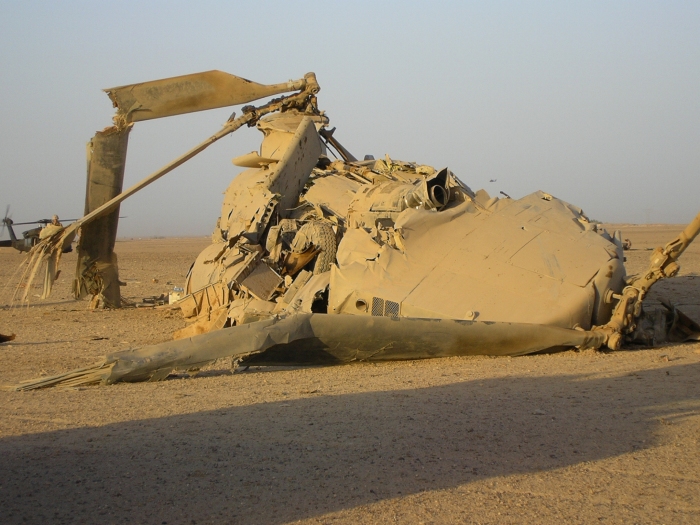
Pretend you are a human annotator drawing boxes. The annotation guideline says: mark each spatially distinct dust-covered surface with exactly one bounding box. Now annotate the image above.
[1,227,699,524]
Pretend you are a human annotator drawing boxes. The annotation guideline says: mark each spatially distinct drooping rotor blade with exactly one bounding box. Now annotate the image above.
[105,70,307,123]
[11,314,607,389]
[10,221,42,226]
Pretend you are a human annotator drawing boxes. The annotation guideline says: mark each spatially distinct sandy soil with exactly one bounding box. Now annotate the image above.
[0,226,699,524]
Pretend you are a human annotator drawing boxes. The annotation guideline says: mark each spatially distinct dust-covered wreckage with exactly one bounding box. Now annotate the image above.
[13,70,700,389]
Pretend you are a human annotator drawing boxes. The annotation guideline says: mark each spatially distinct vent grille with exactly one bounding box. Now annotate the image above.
[385,300,399,318]
[371,297,399,318]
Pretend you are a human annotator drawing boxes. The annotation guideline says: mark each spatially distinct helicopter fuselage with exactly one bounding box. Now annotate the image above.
[0,219,71,253]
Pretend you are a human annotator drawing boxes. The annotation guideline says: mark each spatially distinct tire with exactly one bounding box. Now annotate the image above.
[291,221,337,274]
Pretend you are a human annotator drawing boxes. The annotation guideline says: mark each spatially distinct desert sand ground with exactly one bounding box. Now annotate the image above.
[0,225,699,524]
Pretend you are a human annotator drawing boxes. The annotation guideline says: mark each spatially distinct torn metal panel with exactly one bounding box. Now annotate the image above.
[220,115,324,233]
[259,110,329,135]
[240,263,284,301]
[304,175,361,220]
[184,243,230,294]
[275,269,312,311]
[252,112,329,172]
[268,117,323,217]
[284,272,331,314]
[184,242,261,295]
[228,297,277,325]
[335,228,382,267]
[219,168,279,244]
[177,282,230,320]
[173,306,229,340]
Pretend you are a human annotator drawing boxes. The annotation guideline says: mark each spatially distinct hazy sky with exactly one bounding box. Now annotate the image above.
[1,1,698,238]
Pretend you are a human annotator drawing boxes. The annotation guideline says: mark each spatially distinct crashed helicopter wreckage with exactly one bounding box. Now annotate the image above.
[13,70,700,390]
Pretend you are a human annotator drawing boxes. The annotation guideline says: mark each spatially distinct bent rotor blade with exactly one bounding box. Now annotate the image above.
[105,70,305,122]
[11,314,607,390]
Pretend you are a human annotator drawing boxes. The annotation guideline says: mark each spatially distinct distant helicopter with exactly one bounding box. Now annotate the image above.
[0,208,76,253]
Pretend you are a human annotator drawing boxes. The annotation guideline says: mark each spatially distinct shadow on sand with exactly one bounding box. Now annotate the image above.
[1,362,699,524]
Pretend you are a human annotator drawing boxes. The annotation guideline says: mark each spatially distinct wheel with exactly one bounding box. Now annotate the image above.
[291,221,337,274]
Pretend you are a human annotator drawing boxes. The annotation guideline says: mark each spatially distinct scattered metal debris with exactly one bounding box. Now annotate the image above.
[140,294,169,307]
